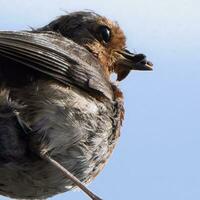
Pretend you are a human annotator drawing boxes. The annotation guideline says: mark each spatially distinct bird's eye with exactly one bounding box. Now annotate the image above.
[98,26,111,43]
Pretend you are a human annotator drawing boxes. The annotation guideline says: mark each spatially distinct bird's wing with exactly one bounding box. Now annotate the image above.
[0,31,113,100]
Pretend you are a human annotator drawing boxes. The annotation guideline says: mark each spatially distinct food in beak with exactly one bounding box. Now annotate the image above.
[120,49,153,71]
[114,49,153,81]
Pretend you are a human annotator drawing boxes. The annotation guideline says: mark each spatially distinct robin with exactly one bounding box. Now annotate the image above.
[0,11,152,200]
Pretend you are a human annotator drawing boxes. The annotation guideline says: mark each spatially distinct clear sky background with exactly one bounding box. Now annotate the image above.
[0,0,200,200]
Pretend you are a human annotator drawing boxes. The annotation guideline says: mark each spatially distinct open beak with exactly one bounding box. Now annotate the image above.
[114,49,153,81]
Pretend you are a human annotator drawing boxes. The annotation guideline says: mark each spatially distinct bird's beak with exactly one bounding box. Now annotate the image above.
[114,49,153,81]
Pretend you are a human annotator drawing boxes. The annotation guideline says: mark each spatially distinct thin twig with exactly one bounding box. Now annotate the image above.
[41,153,103,200]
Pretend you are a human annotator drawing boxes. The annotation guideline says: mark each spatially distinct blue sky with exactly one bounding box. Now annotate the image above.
[0,0,200,200]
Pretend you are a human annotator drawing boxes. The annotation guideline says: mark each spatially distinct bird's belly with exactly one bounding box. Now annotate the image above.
[0,83,120,199]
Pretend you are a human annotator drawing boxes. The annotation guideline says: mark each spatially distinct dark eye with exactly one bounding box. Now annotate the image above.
[98,26,111,43]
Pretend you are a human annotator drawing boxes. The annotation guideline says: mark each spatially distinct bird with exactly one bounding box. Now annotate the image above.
[0,11,153,200]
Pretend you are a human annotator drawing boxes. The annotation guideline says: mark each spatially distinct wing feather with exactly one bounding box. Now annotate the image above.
[0,31,113,100]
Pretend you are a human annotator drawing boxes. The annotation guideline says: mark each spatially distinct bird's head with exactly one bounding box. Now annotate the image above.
[40,11,153,81]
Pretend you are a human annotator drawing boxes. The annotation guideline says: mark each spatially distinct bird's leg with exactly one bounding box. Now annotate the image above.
[40,153,103,200]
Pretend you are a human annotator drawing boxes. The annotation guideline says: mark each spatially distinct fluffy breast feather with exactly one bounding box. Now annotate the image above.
[0,80,123,199]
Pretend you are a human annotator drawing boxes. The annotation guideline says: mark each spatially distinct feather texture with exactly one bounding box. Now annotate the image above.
[0,31,113,100]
